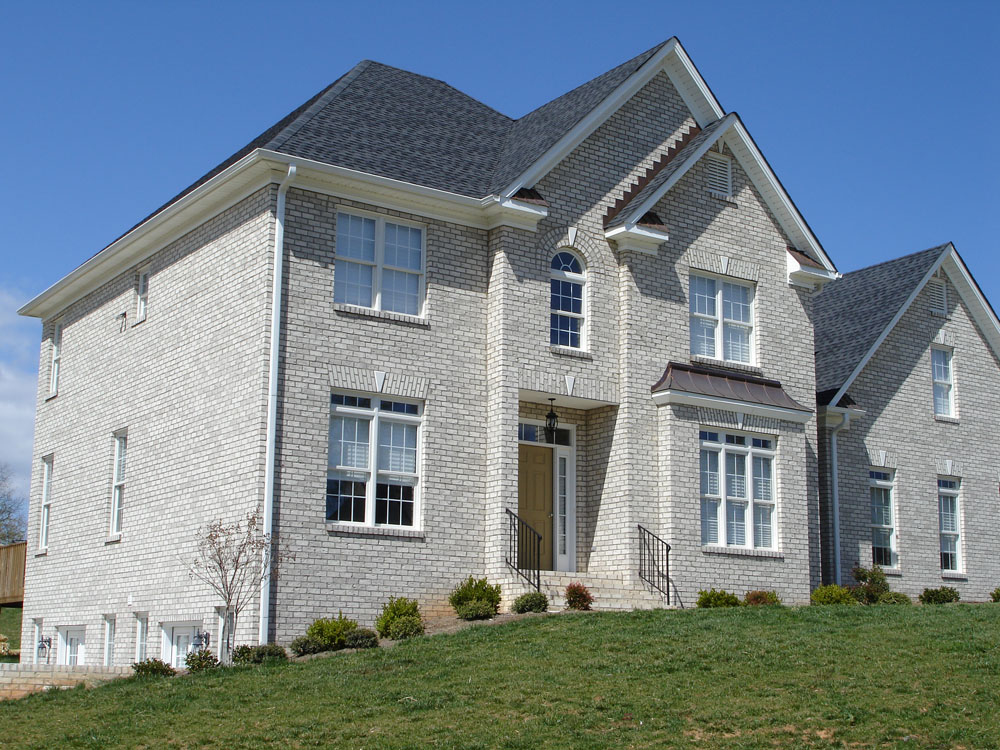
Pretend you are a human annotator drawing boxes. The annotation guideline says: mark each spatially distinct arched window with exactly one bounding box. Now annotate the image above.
[550,250,585,348]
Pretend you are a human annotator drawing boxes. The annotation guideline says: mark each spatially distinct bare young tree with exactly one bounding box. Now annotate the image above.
[0,463,27,545]
[188,507,286,664]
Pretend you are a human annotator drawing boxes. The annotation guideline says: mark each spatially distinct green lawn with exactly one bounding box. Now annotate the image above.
[2,604,999,749]
[0,604,21,651]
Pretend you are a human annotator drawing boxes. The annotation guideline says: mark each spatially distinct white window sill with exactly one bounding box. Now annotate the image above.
[325,523,425,540]
[105,534,122,545]
[333,303,429,327]
[690,355,762,376]
[941,572,967,581]
[881,567,903,577]
[35,549,48,557]
[45,392,58,402]
[131,318,147,328]
[549,345,593,360]
[701,545,783,560]
[934,415,959,424]
[707,191,738,205]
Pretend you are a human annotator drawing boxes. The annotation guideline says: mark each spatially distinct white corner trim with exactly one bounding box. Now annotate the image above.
[651,389,812,423]
[604,224,670,254]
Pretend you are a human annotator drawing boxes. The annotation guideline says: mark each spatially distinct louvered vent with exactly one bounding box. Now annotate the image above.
[706,152,732,197]
[929,277,947,316]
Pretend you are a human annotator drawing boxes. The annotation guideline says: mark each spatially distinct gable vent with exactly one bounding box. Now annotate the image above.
[929,276,948,316]
[705,152,732,197]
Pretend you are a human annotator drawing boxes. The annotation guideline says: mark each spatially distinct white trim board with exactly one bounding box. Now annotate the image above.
[651,389,813,424]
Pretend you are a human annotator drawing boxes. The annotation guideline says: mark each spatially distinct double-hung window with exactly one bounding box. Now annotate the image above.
[103,616,116,666]
[690,275,754,364]
[136,271,150,323]
[39,456,52,551]
[48,323,62,397]
[334,211,425,316]
[135,615,148,663]
[938,478,961,571]
[327,393,422,528]
[110,432,127,537]
[869,469,896,567]
[700,430,775,549]
[931,347,954,417]
[549,251,586,348]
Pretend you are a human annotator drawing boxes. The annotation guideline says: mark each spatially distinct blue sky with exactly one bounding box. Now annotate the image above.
[1,1,997,503]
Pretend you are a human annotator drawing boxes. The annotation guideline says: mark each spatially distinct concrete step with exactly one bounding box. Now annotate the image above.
[499,570,671,612]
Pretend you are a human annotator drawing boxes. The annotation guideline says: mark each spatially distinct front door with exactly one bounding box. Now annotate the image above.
[171,628,192,669]
[519,444,553,571]
[64,628,85,666]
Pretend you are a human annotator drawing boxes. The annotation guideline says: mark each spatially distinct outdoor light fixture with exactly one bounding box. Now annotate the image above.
[192,629,210,650]
[545,398,559,443]
[37,636,52,661]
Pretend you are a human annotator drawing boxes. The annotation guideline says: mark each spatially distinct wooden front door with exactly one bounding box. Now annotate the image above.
[518,444,553,571]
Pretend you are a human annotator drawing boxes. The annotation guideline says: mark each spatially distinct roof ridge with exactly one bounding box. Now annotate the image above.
[838,243,951,278]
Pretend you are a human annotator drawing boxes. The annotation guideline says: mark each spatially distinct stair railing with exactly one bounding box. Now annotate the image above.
[638,525,671,604]
[506,508,541,591]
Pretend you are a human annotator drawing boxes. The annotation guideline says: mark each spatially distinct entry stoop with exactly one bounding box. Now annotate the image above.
[499,570,671,612]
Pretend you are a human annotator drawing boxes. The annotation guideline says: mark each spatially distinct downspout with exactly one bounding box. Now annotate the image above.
[259,163,297,644]
[829,410,851,586]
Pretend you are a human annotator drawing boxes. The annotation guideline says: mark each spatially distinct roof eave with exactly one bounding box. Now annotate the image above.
[604,224,670,255]
[651,389,813,424]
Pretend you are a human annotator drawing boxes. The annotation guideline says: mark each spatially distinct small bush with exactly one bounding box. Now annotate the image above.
[256,644,289,663]
[185,649,219,672]
[307,613,359,651]
[231,644,256,665]
[878,591,912,605]
[851,565,890,604]
[344,628,380,650]
[990,587,1000,603]
[455,599,495,620]
[375,597,422,638]
[811,584,858,605]
[289,635,326,657]
[744,590,781,606]
[697,588,741,608]
[449,576,502,615]
[565,582,594,611]
[919,586,960,604]
[386,615,424,640]
[132,658,175,677]
[512,591,549,614]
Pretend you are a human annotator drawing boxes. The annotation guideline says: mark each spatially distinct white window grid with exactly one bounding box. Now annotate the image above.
[938,478,961,572]
[705,151,733,197]
[699,430,775,549]
[39,456,52,551]
[869,469,896,568]
[327,392,422,528]
[931,347,954,417]
[549,249,586,349]
[49,322,62,397]
[333,209,426,316]
[689,273,755,365]
[135,615,148,663]
[136,271,150,323]
[110,431,127,537]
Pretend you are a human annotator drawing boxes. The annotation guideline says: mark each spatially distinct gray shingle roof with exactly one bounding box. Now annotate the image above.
[813,244,949,396]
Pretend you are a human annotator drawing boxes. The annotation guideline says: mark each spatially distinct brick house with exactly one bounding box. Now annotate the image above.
[17,37,848,665]
[814,243,1000,600]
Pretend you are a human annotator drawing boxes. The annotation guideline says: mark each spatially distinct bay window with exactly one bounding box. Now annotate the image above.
[700,430,775,549]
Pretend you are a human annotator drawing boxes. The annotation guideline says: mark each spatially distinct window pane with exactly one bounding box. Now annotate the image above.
[326,474,366,523]
[700,450,719,495]
[115,437,127,482]
[375,481,415,526]
[690,276,716,316]
[381,269,420,315]
[932,349,951,382]
[872,529,893,566]
[550,279,583,314]
[723,323,751,363]
[701,499,719,544]
[329,417,370,469]
[752,456,772,501]
[336,213,375,261]
[870,487,892,526]
[938,495,958,533]
[753,504,772,548]
[726,502,746,546]
[378,422,417,473]
[940,535,957,570]
[383,223,422,271]
[551,252,582,274]
[933,383,951,415]
[722,282,751,323]
[334,260,374,307]
[550,314,581,348]
[726,453,746,498]
[690,316,716,357]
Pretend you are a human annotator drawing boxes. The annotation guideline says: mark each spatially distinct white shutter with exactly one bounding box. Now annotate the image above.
[706,152,732,196]
[928,277,947,316]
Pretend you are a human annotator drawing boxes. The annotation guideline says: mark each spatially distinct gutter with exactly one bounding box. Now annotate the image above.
[259,163,297,644]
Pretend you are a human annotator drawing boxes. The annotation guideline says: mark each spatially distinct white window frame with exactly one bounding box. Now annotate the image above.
[699,430,776,550]
[58,626,86,666]
[39,455,52,551]
[32,620,42,665]
[160,621,199,669]
[103,616,116,666]
[333,208,426,316]
[135,614,148,663]
[110,430,127,538]
[689,273,756,365]
[938,478,962,573]
[135,270,150,323]
[549,249,587,350]
[48,322,62,397]
[931,346,955,417]
[705,150,733,197]
[869,468,897,569]
[327,392,423,529]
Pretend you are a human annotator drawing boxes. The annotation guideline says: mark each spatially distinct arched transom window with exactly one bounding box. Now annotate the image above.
[550,250,585,348]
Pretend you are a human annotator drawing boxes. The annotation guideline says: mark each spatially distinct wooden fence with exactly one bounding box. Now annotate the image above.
[0,542,26,605]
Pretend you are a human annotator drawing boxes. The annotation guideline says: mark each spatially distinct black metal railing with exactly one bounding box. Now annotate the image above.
[506,508,542,591]
[638,525,671,604]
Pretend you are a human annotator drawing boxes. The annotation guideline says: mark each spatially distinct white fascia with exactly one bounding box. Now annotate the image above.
[604,224,670,255]
[940,248,1000,358]
[819,404,865,428]
[788,251,840,290]
[651,389,813,424]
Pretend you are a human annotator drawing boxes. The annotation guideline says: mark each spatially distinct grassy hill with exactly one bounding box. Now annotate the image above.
[2,604,999,749]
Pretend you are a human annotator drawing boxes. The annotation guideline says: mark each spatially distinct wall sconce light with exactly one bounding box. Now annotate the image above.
[545,398,559,443]
[192,629,211,650]
[37,637,52,662]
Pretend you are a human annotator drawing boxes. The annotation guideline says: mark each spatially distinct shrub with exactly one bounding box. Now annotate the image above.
[0,634,8,655]
[386,615,424,640]
[449,576,502,615]
[990,587,1000,603]
[289,635,326,657]
[744,590,781,606]
[344,628,380,650]
[185,649,219,672]
[512,591,549,614]
[878,591,912,605]
[132,658,176,677]
[697,588,741,608]
[375,597,422,639]
[307,613,359,651]
[231,644,257,665]
[455,599,495,620]
[565,582,594,611]
[811,584,858,605]
[851,564,890,604]
[919,586,960,604]
[255,644,289,663]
